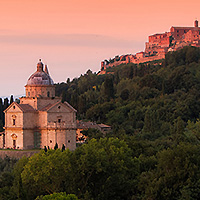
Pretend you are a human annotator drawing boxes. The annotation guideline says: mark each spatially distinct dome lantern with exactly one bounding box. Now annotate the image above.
[37,59,44,72]
[25,60,55,98]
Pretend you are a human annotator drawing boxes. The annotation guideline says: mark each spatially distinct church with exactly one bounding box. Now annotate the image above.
[4,60,77,150]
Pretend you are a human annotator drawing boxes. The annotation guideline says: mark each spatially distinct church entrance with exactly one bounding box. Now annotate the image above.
[13,140,16,149]
[11,133,17,149]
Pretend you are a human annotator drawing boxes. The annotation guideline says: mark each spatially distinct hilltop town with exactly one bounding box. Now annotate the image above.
[99,20,200,74]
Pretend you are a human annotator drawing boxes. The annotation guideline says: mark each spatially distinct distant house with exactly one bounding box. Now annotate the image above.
[97,123,112,133]
[76,121,111,143]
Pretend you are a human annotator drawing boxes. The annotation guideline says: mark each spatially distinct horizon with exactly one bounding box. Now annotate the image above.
[1,0,200,97]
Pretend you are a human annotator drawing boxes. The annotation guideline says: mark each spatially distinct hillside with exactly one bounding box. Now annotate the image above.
[1,46,200,199]
[56,46,200,137]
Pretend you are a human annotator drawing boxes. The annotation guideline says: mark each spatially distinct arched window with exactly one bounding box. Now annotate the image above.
[47,91,50,97]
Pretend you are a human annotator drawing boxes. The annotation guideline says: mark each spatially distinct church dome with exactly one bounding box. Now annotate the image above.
[26,59,54,86]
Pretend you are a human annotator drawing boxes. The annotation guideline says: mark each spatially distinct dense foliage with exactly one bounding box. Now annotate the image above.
[56,46,200,134]
[1,46,200,199]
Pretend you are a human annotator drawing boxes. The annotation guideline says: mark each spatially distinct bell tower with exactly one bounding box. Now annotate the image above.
[194,19,198,27]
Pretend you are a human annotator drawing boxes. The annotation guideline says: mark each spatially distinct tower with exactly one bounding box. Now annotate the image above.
[194,20,198,28]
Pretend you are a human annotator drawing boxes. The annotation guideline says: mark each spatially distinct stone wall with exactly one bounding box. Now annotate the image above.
[0,150,40,159]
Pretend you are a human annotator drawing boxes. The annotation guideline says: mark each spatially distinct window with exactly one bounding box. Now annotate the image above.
[13,106,15,109]
[58,106,61,109]
[28,92,30,96]
[13,119,15,125]
[68,140,70,143]
[47,91,50,97]
[58,119,61,123]
[50,140,52,143]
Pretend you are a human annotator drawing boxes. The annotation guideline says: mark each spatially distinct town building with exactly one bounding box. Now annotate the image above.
[4,60,77,150]
[76,121,111,143]
[99,20,200,74]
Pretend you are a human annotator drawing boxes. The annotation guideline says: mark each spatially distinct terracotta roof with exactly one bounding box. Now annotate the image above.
[40,103,53,111]
[171,26,200,30]
[64,101,77,112]
[98,124,111,128]
[17,104,35,112]
[39,101,77,112]
[77,121,111,130]
[77,121,99,129]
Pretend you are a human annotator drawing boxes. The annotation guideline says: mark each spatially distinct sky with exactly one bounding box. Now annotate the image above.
[0,0,200,98]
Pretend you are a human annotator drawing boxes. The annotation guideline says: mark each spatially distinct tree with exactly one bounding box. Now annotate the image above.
[101,76,114,101]
[12,156,29,200]
[3,98,9,110]
[54,143,58,150]
[36,193,78,200]
[0,98,3,121]
[21,150,73,199]
[139,143,200,200]
[67,78,70,84]
[120,89,129,100]
[62,144,65,152]
[71,138,139,199]
[44,146,47,152]
[10,95,14,105]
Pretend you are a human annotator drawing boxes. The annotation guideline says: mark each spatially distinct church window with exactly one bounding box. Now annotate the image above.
[58,119,61,123]
[47,91,50,97]
[13,119,15,125]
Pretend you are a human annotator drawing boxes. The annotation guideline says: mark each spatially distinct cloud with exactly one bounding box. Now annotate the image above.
[0,33,143,49]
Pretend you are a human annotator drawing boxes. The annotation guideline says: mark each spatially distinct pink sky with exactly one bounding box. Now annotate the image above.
[0,0,200,97]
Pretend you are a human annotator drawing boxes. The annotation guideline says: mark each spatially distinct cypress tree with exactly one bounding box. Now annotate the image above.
[0,98,3,121]
[54,143,58,150]
[61,144,65,152]
[10,95,14,105]
[44,146,47,152]
[3,98,9,110]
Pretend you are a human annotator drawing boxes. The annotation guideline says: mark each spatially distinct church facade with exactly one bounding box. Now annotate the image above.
[4,60,77,150]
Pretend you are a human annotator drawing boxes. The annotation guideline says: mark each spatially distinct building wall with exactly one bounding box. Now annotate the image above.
[5,106,23,128]
[38,111,47,128]
[23,129,34,149]
[40,129,76,150]
[65,130,76,150]
[4,129,24,149]
[184,30,200,42]
[25,85,55,98]
[23,112,37,128]
[20,97,61,110]
[47,104,75,126]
